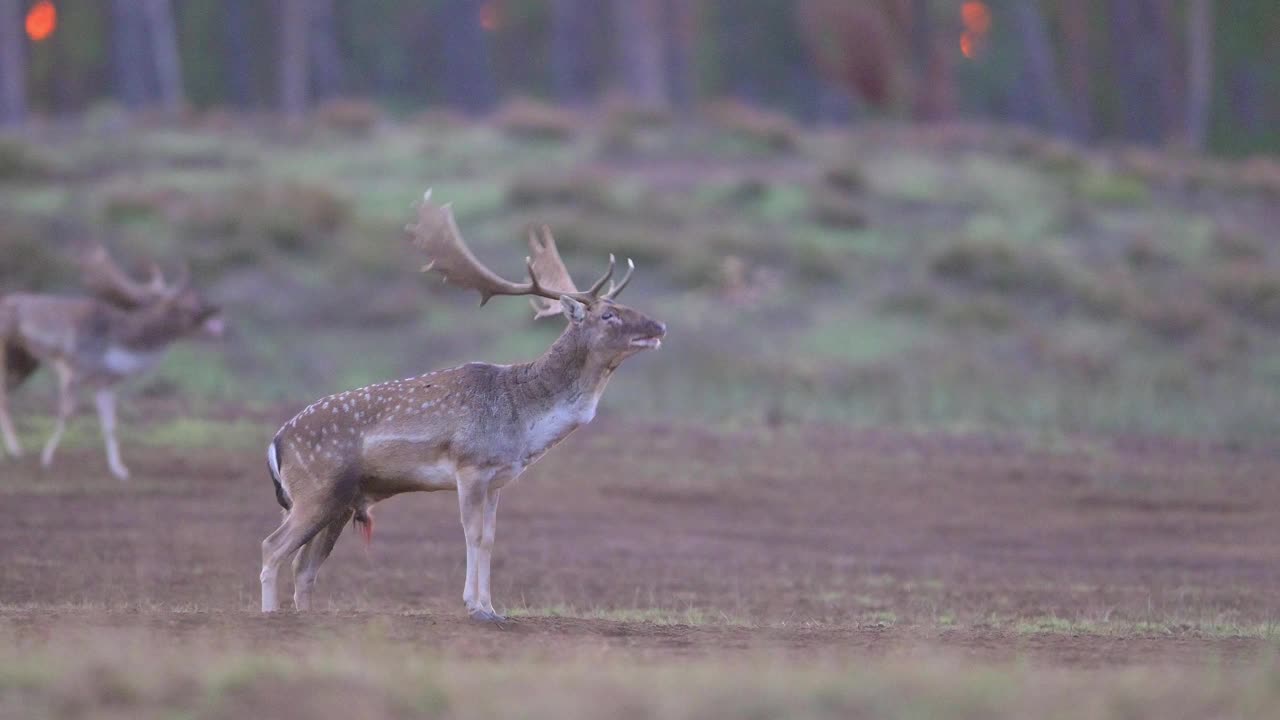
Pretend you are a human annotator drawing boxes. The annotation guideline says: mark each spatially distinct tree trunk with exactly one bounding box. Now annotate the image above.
[552,0,588,103]
[279,0,309,119]
[144,0,185,115]
[0,0,24,127]
[1012,0,1071,136]
[613,0,667,107]
[309,0,344,101]
[224,0,253,107]
[661,0,695,111]
[1185,0,1213,150]
[112,0,153,108]
[439,0,495,114]
[910,0,955,122]
[1106,0,1174,144]
[1057,0,1092,138]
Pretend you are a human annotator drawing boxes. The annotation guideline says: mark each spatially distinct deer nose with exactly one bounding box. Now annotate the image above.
[653,321,667,337]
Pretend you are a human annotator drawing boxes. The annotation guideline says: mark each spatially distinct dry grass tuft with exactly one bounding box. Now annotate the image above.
[313,98,382,136]
[809,185,868,229]
[1209,262,1280,326]
[703,99,801,153]
[495,97,583,141]
[505,171,615,212]
[0,139,58,182]
[930,235,1074,298]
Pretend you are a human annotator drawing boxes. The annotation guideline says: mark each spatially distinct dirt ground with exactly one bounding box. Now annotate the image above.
[2,416,1278,668]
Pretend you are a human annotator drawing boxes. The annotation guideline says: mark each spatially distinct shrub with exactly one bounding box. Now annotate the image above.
[0,215,63,290]
[822,159,868,194]
[703,100,799,153]
[101,186,180,224]
[253,182,350,250]
[1132,293,1217,340]
[597,98,673,158]
[1209,263,1280,326]
[506,172,615,212]
[1236,156,1280,198]
[180,181,351,271]
[930,235,1073,298]
[495,97,581,141]
[1210,224,1265,261]
[809,186,868,229]
[1125,235,1180,270]
[0,139,54,182]
[939,295,1017,331]
[1029,138,1086,177]
[544,213,677,265]
[314,98,381,136]
[602,96,673,132]
[878,286,940,316]
[1067,269,1141,320]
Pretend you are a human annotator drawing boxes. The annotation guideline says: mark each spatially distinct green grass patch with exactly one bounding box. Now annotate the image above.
[1076,171,1151,206]
[134,418,271,451]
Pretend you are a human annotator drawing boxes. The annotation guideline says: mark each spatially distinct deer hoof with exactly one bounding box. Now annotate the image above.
[468,609,507,625]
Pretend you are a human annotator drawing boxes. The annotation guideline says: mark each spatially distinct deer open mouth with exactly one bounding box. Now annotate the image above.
[629,336,662,349]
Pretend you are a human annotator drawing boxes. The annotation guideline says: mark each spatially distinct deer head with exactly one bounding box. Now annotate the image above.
[408,190,664,363]
[80,243,224,338]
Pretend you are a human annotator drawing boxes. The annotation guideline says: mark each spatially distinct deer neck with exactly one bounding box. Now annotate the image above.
[109,301,186,351]
[511,326,614,414]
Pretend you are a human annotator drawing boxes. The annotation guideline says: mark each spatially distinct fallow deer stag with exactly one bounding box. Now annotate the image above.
[0,244,224,479]
[260,190,666,620]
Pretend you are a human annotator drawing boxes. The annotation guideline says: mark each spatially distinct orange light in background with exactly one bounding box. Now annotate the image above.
[479,2,500,31]
[961,1,991,34]
[25,0,57,42]
[959,1,991,60]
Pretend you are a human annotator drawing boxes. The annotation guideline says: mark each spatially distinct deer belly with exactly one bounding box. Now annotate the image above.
[102,346,165,377]
[361,435,460,493]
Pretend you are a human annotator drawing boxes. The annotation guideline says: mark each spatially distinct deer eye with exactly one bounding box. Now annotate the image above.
[601,311,615,321]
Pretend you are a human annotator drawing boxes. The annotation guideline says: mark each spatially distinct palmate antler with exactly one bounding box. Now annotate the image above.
[79,243,173,309]
[408,189,634,317]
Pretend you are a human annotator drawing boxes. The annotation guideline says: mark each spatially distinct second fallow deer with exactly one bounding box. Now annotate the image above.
[0,244,224,479]
[260,190,666,620]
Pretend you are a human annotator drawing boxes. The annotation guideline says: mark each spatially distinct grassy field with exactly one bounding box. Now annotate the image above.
[3,631,1280,720]
[3,107,1279,442]
[3,107,1280,717]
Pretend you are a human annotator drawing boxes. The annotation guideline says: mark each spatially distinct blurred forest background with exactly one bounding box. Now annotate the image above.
[1,0,1279,448]
[1,0,1278,155]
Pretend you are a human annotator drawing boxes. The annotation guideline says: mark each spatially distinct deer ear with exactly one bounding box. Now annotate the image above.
[560,296,586,323]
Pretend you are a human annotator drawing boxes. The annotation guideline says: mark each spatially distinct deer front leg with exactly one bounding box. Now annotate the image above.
[476,487,502,619]
[457,474,502,622]
[40,361,76,470]
[94,389,129,480]
[0,351,20,458]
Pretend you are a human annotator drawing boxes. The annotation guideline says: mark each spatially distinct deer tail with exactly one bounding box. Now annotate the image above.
[267,436,291,511]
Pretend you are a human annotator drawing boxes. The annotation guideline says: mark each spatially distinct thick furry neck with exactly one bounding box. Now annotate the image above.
[108,300,188,351]
[509,324,616,409]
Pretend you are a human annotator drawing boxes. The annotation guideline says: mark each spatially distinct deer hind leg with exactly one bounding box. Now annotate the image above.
[40,360,77,470]
[292,508,353,611]
[0,348,20,458]
[94,389,129,480]
[260,507,333,613]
